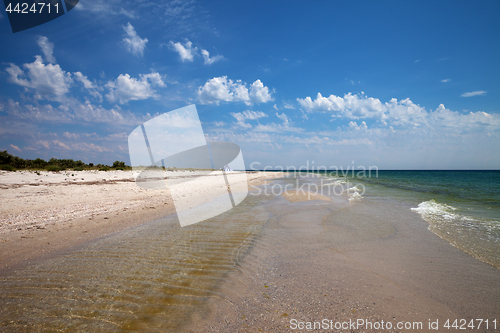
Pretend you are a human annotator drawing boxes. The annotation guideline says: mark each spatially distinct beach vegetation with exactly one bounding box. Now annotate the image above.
[0,164,15,171]
[45,165,64,172]
[112,161,127,170]
[0,150,131,171]
[32,158,48,169]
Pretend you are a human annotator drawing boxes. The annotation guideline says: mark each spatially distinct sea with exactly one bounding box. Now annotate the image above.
[324,170,500,269]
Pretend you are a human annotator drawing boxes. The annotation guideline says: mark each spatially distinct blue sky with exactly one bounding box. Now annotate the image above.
[0,0,499,169]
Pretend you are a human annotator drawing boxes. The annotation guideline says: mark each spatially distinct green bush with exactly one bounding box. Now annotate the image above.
[0,164,15,171]
[99,166,110,171]
[112,161,126,169]
[46,165,63,172]
[0,151,13,165]
[31,158,48,169]
[74,167,84,171]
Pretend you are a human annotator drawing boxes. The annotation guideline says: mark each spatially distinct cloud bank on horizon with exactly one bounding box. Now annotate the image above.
[0,1,498,169]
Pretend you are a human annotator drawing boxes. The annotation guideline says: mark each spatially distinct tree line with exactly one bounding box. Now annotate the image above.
[0,150,130,172]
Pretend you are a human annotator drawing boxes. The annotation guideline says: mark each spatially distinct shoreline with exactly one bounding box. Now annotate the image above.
[0,171,498,332]
[0,170,280,272]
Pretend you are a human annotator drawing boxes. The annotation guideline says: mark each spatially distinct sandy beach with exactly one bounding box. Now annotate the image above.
[0,170,276,271]
[0,171,498,332]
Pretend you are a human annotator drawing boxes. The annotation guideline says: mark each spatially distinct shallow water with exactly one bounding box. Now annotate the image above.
[325,170,500,269]
[317,196,500,321]
[0,194,272,332]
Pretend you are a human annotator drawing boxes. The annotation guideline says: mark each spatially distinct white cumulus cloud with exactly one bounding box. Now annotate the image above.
[123,22,148,57]
[297,91,500,131]
[297,92,429,126]
[36,36,56,63]
[105,72,165,104]
[429,104,500,129]
[297,92,385,118]
[74,71,102,99]
[201,49,224,65]
[73,72,95,90]
[198,76,273,105]
[348,121,368,131]
[170,40,197,62]
[382,98,427,126]
[6,56,73,99]
[249,79,273,104]
[167,40,224,65]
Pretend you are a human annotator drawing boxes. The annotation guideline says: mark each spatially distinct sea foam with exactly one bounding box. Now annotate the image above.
[411,200,500,268]
[346,185,363,202]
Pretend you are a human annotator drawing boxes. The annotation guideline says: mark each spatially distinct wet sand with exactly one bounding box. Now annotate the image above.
[0,182,274,332]
[187,177,500,332]
[281,190,332,203]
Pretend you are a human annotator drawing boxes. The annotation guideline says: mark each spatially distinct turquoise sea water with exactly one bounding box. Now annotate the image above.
[332,170,500,268]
